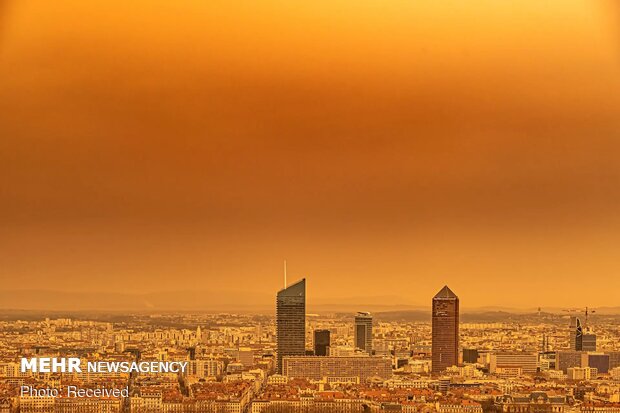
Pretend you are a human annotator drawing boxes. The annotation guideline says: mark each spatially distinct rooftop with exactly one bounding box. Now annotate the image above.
[434,285,458,300]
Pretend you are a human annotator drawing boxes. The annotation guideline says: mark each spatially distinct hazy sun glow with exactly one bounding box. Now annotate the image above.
[1,1,619,309]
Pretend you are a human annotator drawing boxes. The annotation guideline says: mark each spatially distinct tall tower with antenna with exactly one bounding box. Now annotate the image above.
[276,277,306,374]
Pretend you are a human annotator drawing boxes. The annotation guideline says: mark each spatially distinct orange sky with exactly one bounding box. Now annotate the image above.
[1,1,619,309]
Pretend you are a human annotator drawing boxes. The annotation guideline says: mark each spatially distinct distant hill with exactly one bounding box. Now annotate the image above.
[1,289,620,317]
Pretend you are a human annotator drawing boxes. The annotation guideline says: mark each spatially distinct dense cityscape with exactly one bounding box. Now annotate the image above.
[1,281,620,413]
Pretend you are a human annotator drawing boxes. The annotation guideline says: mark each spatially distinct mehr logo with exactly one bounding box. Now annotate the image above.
[21,358,82,373]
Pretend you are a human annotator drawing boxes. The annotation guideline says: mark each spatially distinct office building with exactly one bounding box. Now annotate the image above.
[557,351,585,373]
[570,316,596,352]
[587,354,609,374]
[282,355,391,381]
[567,367,597,380]
[582,333,597,352]
[570,317,583,351]
[354,312,373,355]
[313,330,331,356]
[432,285,459,373]
[463,348,479,364]
[276,278,306,374]
[490,353,538,375]
[539,351,557,371]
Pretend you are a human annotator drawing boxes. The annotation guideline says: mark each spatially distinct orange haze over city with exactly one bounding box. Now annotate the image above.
[1,1,620,310]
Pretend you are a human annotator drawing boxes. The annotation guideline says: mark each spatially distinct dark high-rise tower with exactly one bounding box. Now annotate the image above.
[570,316,583,351]
[276,278,306,374]
[570,315,597,352]
[431,285,459,374]
[582,333,597,352]
[313,329,331,356]
[354,312,373,355]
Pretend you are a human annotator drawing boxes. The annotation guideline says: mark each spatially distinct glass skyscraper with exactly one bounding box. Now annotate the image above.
[570,316,583,351]
[354,312,373,355]
[313,329,331,356]
[276,278,306,374]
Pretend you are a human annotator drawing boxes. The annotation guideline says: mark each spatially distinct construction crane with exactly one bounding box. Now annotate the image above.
[563,307,596,326]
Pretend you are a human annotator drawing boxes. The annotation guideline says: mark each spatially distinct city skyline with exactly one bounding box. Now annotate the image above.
[1,261,620,410]
[2,306,620,412]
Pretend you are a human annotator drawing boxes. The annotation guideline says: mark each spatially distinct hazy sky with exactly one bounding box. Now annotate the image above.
[1,1,619,309]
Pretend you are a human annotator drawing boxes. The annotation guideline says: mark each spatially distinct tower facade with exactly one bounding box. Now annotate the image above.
[354,312,373,355]
[431,285,459,373]
[570,316,583,351]
[570,315,596,352]
[313,329,331,356]
[582,333,597,351]
[276,278,306,374]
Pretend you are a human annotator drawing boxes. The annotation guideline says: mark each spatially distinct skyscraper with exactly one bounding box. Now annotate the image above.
[313,329,331,356]
[432,285,459,374]
[570,316,583,351]
[582,333,597,352]
[354,312,373,355]
[276,278,306,374]
[569,316,597,352]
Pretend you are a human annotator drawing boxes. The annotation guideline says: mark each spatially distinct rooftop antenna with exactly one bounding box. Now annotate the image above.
[284,260,287,289]
[585,306,595,327]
